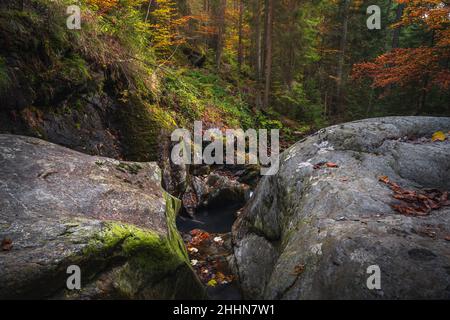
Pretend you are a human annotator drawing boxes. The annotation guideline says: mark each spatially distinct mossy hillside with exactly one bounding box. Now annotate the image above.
[1,1,299,160]
[0,1,172,161]
[0,0,301,163]
[163,68,256,130]
[0,2,100,107]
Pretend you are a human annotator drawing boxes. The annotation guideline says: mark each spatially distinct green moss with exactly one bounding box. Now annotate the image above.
[281,216,314,248]
[80,189,194,297]
[60,54,92,85]
[163,192,188,261]
[162,68,256,129]
[84,211,187,270]
[115,96,177,162]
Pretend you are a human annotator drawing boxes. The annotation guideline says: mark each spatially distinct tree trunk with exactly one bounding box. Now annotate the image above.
[251,0,263,109]
[263,0,273,110]
[392,4,405,49]
[254,0,263,81]
[335,0,350,117]
[215,0,227,69]
[237,0,244,72]
[145,0,155,23]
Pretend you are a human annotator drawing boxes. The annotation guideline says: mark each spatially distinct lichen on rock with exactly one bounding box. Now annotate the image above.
[233,117,450,300]
[0,134,204,300]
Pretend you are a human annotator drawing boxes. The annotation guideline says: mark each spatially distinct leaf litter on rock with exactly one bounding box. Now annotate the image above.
[396,131,449,144]
[379,176,450,217]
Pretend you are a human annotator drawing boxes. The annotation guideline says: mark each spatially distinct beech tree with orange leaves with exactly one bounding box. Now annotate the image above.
[352,0,450,112]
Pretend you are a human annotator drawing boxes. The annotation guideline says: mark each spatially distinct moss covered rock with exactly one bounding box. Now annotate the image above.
[233,117,450,300]
[0,134,205,299]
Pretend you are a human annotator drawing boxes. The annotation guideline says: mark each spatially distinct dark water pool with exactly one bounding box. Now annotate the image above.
[176,204,241,234]
[176,204,242,300]
[206,282,242,300]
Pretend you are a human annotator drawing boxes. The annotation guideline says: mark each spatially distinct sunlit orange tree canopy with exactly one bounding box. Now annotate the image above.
[352,0,450,91]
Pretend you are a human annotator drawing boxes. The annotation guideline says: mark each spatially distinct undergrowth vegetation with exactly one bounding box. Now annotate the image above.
[0,0,307,162]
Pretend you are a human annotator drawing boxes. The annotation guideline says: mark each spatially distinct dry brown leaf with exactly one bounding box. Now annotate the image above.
[293,264,305,275]
[1,238,12,251]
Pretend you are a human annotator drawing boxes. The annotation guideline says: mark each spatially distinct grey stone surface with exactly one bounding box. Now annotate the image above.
[182,172,250,217]
[0,134,204,299]
[0,93,123,159]
[233,117,450,300]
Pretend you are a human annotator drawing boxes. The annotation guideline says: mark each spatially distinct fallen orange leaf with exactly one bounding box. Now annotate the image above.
[326,162,339,168]
[378,176,390,184]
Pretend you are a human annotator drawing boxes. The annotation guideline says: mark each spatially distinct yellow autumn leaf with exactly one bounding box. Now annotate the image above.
[207,279,217,287]
[432,131,446,142]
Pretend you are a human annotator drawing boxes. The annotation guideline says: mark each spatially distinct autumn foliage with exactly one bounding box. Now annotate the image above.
[87,0,119,12]
[353,47,450,90]
[352,0,450,92]
[147,0,188,54]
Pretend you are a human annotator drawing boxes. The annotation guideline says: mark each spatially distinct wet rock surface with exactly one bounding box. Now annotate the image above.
[0,134,204,299]
[182,169,252,217]
[233,117,450,300]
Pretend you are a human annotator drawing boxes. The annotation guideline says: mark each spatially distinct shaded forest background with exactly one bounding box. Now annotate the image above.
[175,0,450,126]
[0,0,449,153]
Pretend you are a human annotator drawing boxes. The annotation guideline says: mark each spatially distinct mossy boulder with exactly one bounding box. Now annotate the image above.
[0,134,205,299]
[233,117,450,300]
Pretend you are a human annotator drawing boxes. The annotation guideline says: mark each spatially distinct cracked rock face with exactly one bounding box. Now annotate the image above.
[0,134,204,299]
[233,117,450,300]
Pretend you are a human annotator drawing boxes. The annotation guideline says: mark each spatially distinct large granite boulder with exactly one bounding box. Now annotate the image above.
[233,117,450,300]
[0,134,204,299]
